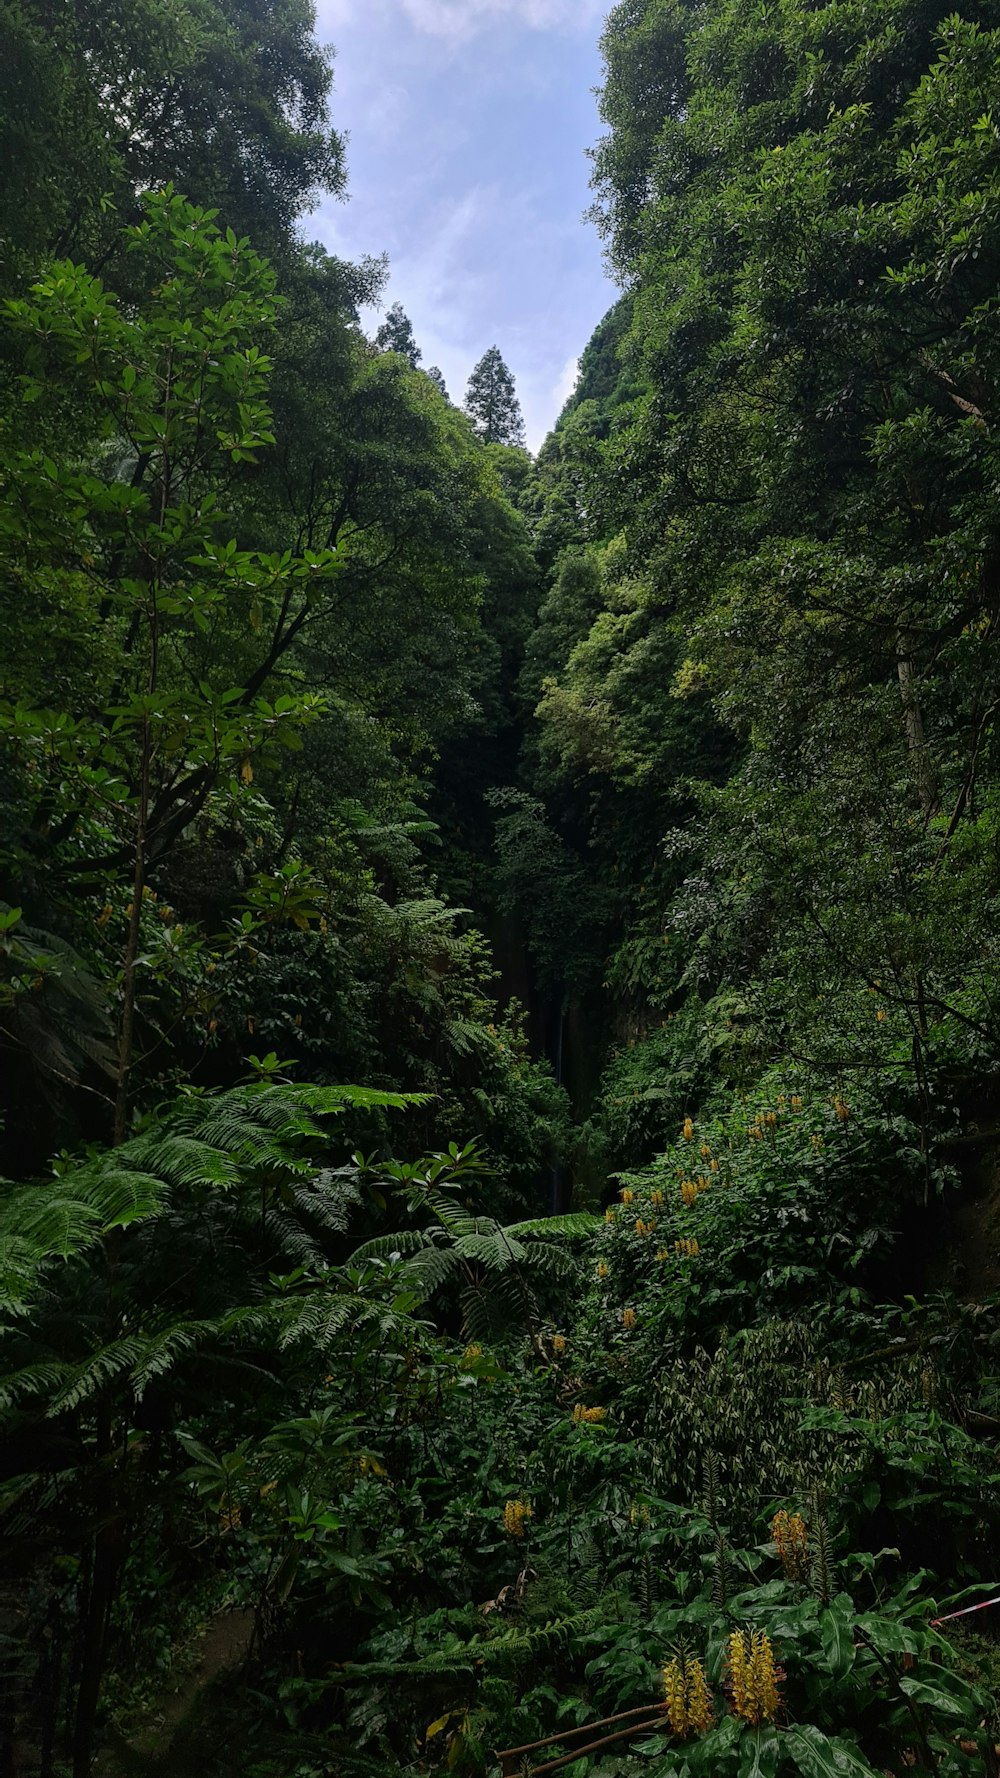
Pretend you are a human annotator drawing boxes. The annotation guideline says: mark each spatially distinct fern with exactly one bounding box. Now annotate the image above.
[472,1609,605,1666]
[331,1651,476,1683]
[347,1183,591,1336]
[506,1213,601,1239]
[0,1080,418,1320]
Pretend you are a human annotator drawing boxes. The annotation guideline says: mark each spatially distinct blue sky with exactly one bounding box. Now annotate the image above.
[311,0,616,452]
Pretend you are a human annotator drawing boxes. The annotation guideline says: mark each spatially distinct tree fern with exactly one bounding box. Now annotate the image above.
[346,1162,597,1336]
[0,1080,423,1319]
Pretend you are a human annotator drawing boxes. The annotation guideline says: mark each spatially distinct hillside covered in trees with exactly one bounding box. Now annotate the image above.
[1,2,999,1776]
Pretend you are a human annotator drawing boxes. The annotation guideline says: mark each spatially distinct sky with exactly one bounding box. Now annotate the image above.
[310,0,617,452]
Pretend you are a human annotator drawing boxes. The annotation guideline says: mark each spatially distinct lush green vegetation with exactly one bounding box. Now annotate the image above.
[1,1,999,1775]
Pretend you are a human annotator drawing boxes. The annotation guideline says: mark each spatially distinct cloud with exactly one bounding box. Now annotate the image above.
[552,354,580,411]
[329,0,606,43]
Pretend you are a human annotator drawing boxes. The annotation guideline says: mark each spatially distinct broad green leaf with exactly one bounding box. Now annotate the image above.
[853,1615,924,1658]
[898,1675,973,1719]
[784,1724,880,1778]
[738,1724,780,1778]
[819,1605,857,1681]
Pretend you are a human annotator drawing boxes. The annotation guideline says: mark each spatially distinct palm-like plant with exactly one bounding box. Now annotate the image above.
[0,1078,424,1777]
[350,1145,598,1340]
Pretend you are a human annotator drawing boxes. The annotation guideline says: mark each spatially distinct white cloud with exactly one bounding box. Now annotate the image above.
[404,0,603,38]
[321,0,605,43]
[552,353,580,411]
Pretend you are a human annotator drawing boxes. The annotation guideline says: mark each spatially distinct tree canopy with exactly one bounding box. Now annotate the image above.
[3,7,1000,1778]
[464,344,526,446]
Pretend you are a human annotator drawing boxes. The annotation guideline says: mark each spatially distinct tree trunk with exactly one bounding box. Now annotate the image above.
[895,633,937,817]
[72,1400,119,1778]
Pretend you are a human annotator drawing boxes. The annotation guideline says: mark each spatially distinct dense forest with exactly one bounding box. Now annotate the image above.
[1,1,999,1774]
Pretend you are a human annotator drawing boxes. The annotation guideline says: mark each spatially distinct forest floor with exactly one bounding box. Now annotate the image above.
[931,1142,1000,1298]
[95,1607,254,1778]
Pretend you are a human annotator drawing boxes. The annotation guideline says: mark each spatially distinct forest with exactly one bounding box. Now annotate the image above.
[0,0,999,1774]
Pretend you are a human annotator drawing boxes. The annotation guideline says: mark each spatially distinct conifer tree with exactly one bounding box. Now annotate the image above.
[464,346,525,446]
[375,300,421,366]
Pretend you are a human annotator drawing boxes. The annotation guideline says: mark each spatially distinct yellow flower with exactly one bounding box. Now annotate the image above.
[663,1657,688,1737]
[772,1509,808,1582]
[622,1307,637,1330]
[728,1629,751,1721]
[656,1248,669,1261]
[462,1343,483,1365]
[620,1187,635,1205]
[682,1116,694,1140]
[876,1008,886,1023]
[552,1333,567,1355]
[727,1630,781,1725]
[700,1143,712,1159]
[681,1181,698,1208]
[791,1094,803,1112]
[572,1404,606,1424]
[650,1189,664,1208]
[596,1261,610,1279]
[502,1499,532,1537]
[604,1207,615,1224]
[833,1095,850,1122]
[662,1654,714,1738]
[687,1658,714,1733]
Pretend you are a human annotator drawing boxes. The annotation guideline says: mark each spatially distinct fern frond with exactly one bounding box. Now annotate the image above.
[0,1360,71,1413]
[0,1191,102,1257]
[331,1652,475,1683]
[115,1133,237,1190]
[406,1247,461,1294]
[515,1242,575,1281]
[349,1229,441,1264]
[506,1213,601,1238]
[473,1610,603,1665]
[451,1233,511,1275]
[76,1168,168,1229]
[461,1276,535,1343]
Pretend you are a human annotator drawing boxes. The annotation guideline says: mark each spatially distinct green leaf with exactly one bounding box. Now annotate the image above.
[853,1615,923,1658]
[897,1675,971,1720]
[738,1725,780,1778]
[784,1724,880,1778]
[819,1605,856,1681]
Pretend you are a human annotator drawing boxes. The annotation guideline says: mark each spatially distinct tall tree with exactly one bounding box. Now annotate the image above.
[464,346,525,447]
[375,300,421,366]
[0,0,345,286]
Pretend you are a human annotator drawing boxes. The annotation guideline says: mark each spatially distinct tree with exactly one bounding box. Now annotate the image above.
[0,191,336,1141]
[537,0,1000,1132]
[375,300,421,367]
[464,346,525,447]
[0,0,345,287]
[425,364,449,399]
